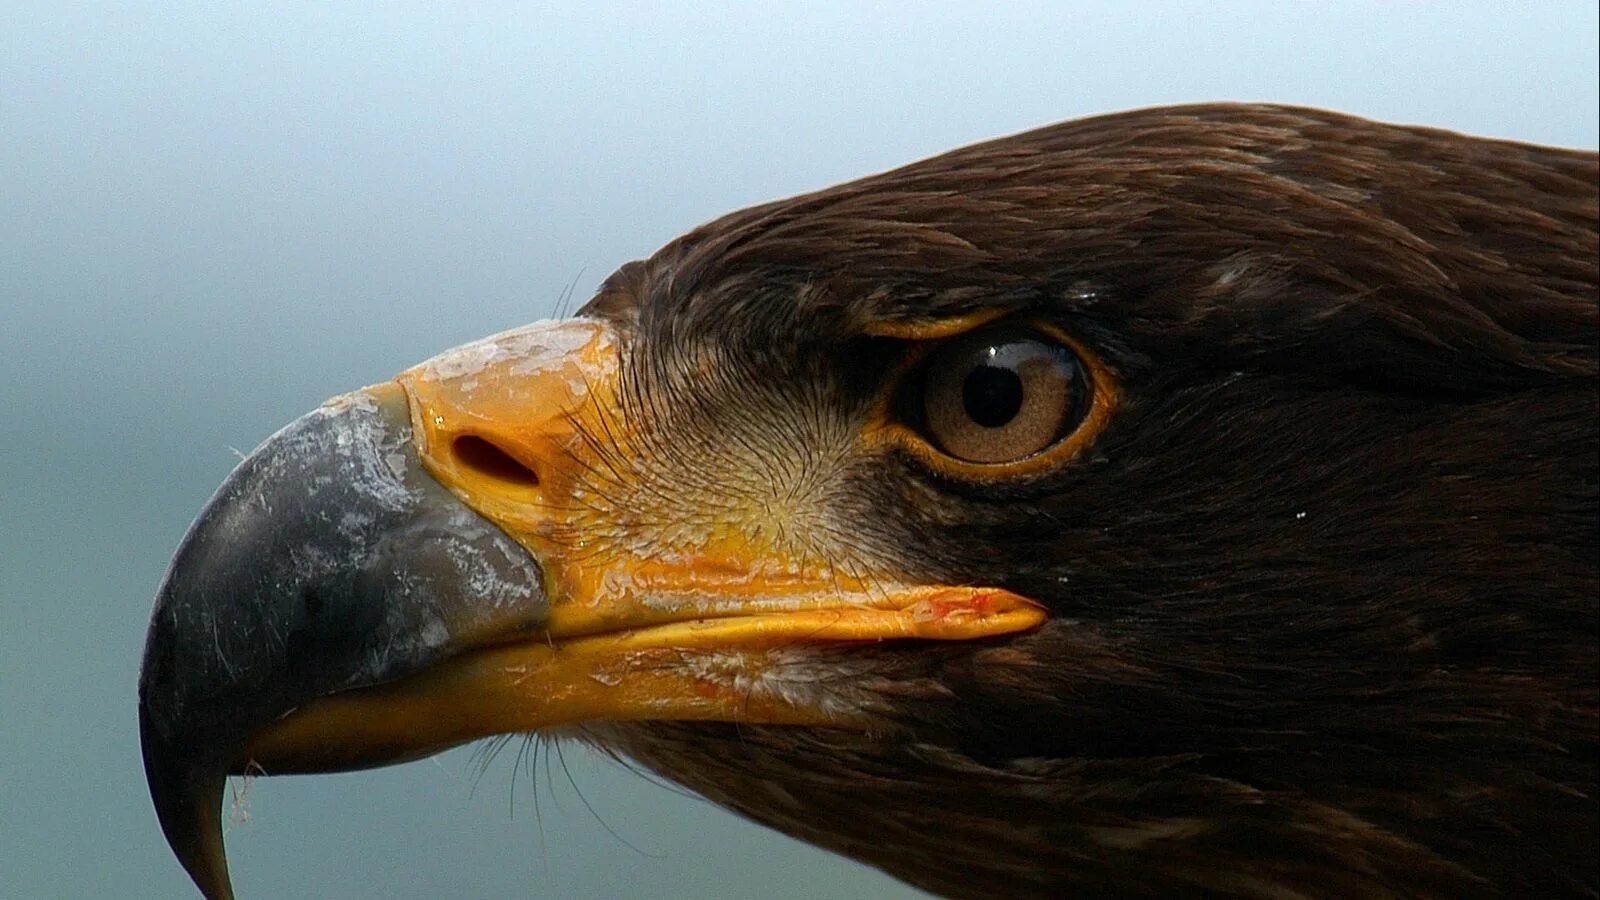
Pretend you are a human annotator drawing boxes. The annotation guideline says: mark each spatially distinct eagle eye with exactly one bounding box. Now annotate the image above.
[921,330,1089,465]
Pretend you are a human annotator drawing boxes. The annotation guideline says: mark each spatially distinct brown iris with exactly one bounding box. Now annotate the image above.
[922,330,1088,464]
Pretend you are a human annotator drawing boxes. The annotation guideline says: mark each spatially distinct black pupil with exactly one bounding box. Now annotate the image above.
[962,364,1024,428]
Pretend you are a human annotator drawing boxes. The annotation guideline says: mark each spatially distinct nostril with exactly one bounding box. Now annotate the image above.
[451,435,540,487]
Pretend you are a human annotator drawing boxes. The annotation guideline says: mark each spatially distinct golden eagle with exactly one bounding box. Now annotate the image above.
[140,104,1599,898]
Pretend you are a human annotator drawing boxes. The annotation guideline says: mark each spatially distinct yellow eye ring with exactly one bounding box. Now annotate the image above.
[866,319,1119,480]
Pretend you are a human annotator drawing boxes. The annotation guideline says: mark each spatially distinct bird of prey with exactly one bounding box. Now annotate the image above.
[140,104,1599,899]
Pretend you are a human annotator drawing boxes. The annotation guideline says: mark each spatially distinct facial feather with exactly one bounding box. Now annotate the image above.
[572,103,1597,897]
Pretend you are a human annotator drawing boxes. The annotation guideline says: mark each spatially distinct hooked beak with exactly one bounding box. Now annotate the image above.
[138,382,547,899]
[139,319,1045,899]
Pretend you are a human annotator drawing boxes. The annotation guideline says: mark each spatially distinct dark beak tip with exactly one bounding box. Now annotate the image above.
[140,701,235,900]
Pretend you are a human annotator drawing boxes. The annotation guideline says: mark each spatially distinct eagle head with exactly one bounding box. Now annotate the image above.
[140,104,1599,898]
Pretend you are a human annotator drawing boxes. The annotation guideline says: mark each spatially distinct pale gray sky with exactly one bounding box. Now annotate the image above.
[2,3,1595,898]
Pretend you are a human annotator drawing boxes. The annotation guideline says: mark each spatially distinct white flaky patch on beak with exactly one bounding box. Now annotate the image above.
[411,317,616,396]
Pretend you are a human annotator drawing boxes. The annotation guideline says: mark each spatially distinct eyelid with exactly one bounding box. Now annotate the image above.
[862,309,1010,340]
[863,317,1120,481]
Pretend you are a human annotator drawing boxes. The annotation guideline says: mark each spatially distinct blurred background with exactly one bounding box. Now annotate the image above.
[2,3,1596,898]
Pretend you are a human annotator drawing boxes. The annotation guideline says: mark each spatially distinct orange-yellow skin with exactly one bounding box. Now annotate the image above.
[243,318,1045,771]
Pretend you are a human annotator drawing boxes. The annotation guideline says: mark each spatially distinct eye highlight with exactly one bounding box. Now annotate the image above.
[921,331,1089,464]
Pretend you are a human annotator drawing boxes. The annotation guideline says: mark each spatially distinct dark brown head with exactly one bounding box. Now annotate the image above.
[141,104,1598,898]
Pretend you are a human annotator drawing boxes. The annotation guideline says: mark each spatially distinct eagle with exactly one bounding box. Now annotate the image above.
[140,104,1599,899]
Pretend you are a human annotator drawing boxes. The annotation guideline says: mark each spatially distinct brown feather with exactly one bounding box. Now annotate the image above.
[578,104,1599,898]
